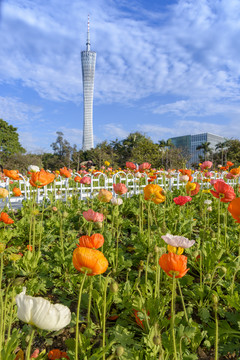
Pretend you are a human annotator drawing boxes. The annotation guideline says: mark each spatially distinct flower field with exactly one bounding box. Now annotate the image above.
[1,162,240,360]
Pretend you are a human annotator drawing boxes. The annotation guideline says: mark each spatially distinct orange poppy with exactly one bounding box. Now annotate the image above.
[144,184,166,204]
[227,161,234,167]
[0,212,14,224]
[59,167,71,178]
[74,176,81,183]
[30,169,55,188]
[72,247,108,276]
[77,233,104,249]
[14,349,24,360]
[179,169,193,182]
[230,168,240,176]
[159,252,189,278]
[228,198,240,223]
[12,187,22,196]
[98,189,113,202]
[186,182,200,196]
[3,169,21,180]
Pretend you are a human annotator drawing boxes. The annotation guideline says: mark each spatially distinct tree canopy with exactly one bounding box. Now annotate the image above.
[0,119,25,164]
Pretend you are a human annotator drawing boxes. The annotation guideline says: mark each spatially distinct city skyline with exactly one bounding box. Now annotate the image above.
[0,0,240,153]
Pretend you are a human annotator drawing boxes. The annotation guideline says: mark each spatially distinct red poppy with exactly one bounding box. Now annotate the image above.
[139,162,151,171]
[0,212,14,224]
[77,234,104,249]
[210,180,235,203]
[159,252,189,278]
[48,349,69,359]
[133,309,150,329]
[173,196,192,206]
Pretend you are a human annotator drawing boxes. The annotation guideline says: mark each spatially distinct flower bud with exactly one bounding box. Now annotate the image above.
[115,346,124,357]
[62,211,68,218]
[153,335,161,346]
[96,221,103,229]
[110,281,119,294]
[0,242,6,253]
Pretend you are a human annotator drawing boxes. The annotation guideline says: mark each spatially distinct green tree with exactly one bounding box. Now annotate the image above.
[50,132,73,168]
[196,141,212,161]
[0,119,25,164]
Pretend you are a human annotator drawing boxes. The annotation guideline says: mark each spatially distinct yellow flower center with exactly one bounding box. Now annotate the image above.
[167,245,184,255]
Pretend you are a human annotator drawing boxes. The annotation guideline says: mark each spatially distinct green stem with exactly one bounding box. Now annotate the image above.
[87,277,93,326]
[102,275,110,360]
[115,204,119,272]
[75,271,87,360]
[0,254,3,352]
[214,306,219,360]
[177,279,188,323]
[171,274,177,360]
[26,327,35,360]
[217,199,221,247]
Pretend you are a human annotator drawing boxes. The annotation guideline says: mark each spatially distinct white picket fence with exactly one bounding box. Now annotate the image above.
[0,171,238,209]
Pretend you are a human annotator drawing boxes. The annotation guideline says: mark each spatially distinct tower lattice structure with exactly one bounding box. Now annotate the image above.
[81,16,96,151]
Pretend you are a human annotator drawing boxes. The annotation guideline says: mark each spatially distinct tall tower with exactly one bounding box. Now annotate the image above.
[81,16,96,151]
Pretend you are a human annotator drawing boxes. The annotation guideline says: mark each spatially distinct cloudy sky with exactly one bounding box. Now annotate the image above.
[0,0,240,153]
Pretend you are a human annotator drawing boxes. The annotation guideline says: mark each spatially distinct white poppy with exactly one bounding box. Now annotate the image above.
[15,288,71,331]
[111,197,123,205]
[161,234,195,248]
[28,165,40,173]
[204,200,212,205]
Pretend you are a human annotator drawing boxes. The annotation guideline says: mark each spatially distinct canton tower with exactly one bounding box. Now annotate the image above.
[81,16,96,151]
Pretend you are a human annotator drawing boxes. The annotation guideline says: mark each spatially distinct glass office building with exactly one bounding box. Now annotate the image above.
[170,133,225,166]
[81,18,96,151]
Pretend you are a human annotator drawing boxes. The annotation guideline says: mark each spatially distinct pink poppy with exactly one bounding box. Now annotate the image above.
[139,162,151,171]
[113,183,128,195]
[200,161,213,171]
[83,209,104,222]
[80,176,91,185]
[126,162,136,170]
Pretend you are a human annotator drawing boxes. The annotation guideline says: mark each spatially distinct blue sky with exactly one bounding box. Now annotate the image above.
[0,0,240,153]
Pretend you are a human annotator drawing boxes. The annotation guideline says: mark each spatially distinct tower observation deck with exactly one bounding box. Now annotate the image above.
[81,16,96,151]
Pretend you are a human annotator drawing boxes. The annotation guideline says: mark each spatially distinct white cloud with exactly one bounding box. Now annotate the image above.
[103,123,129,139]
[0,96,42,124]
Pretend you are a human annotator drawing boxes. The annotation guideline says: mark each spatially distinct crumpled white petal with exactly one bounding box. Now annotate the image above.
[15,287,71,331]
[161,234,195,248]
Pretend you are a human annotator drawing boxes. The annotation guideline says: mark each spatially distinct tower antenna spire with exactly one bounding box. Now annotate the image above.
[86,14,90,51]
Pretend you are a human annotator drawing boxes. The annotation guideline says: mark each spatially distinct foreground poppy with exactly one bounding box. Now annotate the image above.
[159,253,189,278]
[0,212,14,224]
[0,188,9,198]
[30,169,55,188]
[139,162,151,171]
[144,184,165,204]
[72,247,108,276]
[3,169,21,180]
[77,233,104,249]
[228,197,240,223]
[210,180,235,203]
